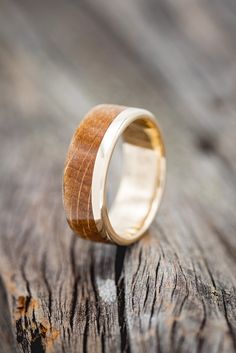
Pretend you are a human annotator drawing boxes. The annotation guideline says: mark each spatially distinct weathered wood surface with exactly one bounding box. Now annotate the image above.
[0,0,236,352]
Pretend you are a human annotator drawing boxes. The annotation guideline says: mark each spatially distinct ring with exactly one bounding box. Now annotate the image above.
[63,104,166,245]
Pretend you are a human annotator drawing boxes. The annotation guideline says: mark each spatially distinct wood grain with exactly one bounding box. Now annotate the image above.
[63,104,124,242]
[0,0,236,352]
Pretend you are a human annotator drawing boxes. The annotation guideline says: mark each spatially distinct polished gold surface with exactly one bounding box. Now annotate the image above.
[100,114,166,245]
[63,105,166,245]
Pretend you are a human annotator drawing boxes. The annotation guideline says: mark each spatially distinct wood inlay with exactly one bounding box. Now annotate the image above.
[63,104,125,242]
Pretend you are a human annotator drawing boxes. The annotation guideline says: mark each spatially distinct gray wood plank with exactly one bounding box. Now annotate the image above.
[0,0,235,352]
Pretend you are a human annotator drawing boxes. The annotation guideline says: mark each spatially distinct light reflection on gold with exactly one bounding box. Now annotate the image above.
[92,108,166,245]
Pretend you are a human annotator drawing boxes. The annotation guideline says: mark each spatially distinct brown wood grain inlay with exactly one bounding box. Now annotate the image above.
[63,104,125,242]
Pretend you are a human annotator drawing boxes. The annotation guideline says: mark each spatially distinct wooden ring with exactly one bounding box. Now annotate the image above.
[63,104,166,245]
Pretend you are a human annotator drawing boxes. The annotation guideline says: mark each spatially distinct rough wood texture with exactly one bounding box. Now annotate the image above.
[0,0,236,352]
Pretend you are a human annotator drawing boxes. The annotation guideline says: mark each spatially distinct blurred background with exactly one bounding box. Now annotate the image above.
[0,0,236,191]
[1,0,235,224]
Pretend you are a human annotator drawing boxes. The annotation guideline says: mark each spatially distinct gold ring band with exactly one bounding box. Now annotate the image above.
[63,104,166,245]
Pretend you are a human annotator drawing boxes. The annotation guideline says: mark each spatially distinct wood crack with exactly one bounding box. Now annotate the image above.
[20,259,32,314]
[221,289,236,351]
[115,246,130,353]
[89,254,101,335]
[149,257,161,328]
[196,299,207,353]
[69,236,79,331]
[41,252,52,326]
[83,298,89,353]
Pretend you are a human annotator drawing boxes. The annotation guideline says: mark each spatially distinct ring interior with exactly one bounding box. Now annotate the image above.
[105,117,165,242]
